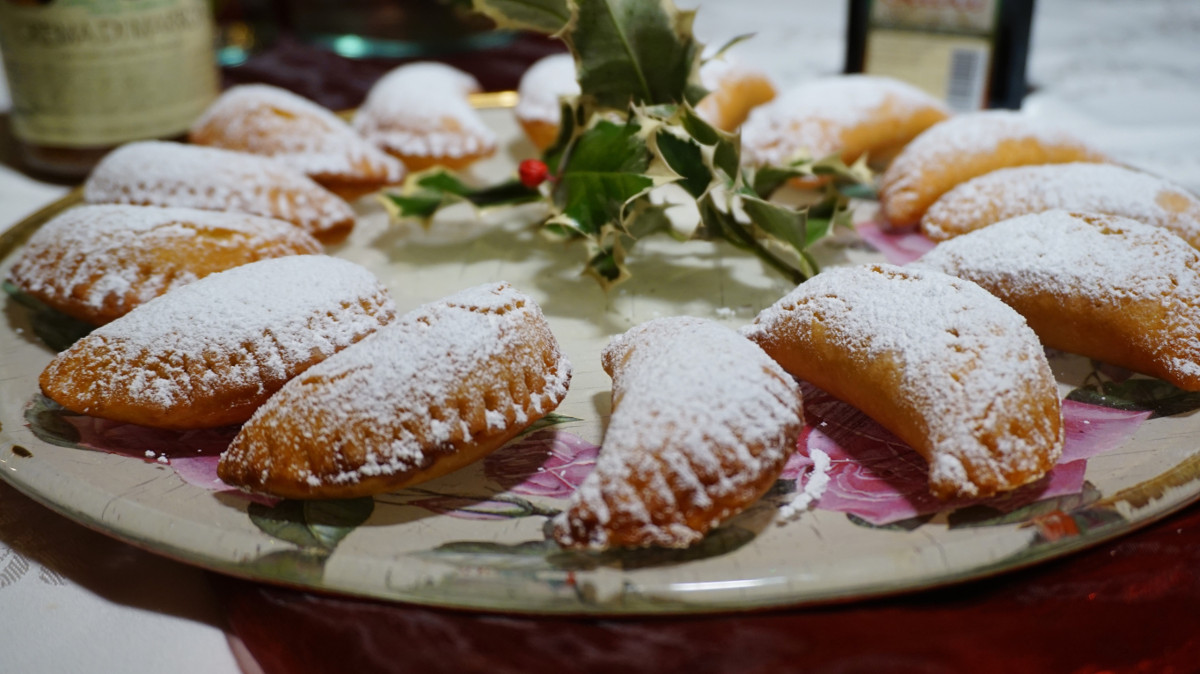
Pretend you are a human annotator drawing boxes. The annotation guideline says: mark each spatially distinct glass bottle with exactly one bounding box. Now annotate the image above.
[845,0,1035,112]
[0,0,220,178]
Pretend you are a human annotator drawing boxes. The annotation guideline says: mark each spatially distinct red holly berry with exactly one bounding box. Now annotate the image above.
[518,159,549,189]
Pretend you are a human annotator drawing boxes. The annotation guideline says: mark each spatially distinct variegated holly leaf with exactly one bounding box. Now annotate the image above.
[563,0,707,108]
[381,169,541,224]
[470,0,572,33]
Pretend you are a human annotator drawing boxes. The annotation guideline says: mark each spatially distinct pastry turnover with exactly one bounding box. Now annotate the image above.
[741,75,949,168]
[743,263,1063,500]
[8,204,322,325]
[189,84,407,200]
[878,111,1108,228]
[218,282,572,499]
[83,141,357,244]
[917,210,1200,390]
[692,53,777,132]
[921,162,1200,248]
[40,255,394,429]
[514,53,578,151]
[551,316,803,549]
[353,62,497,171]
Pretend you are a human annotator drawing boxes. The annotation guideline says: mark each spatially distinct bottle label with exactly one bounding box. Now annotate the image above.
[863,0,998,112]
[0,0,218,147]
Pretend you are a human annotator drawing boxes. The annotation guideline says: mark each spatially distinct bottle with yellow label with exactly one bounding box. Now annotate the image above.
[0,0,219,178]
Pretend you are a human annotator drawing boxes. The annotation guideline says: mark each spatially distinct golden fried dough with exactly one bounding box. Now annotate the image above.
[218,282,572,499]
[921,163,1200,247]
[693,54,777,132]
[741,75,949,168]
[514,53,578,151]
[743,263,1063,500]
[8,204,322,325]
[917,210,1200,390]
[353,62,497,171]
[40,255,394,429]
[189,84,406,200]
[879,111,1107,228]
[552,317,803,549]
[83,141,356,244]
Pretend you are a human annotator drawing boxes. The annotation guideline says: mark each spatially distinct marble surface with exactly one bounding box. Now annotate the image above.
[0,1,1198,672]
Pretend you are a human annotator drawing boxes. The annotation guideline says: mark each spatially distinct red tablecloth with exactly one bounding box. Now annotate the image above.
[218,502,1200,674]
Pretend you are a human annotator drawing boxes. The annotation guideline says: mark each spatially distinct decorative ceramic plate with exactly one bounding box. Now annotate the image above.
[2,107,1199,615]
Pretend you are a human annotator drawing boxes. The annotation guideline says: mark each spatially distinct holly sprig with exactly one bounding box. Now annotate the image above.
[382,0,869,289]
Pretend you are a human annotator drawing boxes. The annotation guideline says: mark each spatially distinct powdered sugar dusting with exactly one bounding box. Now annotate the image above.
[743,263,1062,498]
[922,162,1200,246]
[190,84,405,185]
[42,255,394,421]
[552,316,803,549]
[8,204,322,324]
[880,111,1103,224]
[82,141,355,239]
[778,447,831,521]
[515,53,579,124]
[221,282,572,492]
[916,209,1200,383]
[741,75,948,165]
[353,62,497,161]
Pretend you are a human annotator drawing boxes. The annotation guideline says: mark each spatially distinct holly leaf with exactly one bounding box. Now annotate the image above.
[469,0,572,33]
[547,117,655,239]
[382,169,540,223]
[564,0,707,108]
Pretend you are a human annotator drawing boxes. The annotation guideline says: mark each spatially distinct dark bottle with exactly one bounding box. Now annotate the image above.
[845,0,1035,112]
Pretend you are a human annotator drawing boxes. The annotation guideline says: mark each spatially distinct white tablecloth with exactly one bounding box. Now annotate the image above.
[1,1,1198,671]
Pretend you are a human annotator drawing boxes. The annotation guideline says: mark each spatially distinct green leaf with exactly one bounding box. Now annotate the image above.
[564,0,706,108]
[1067,378,1200,418]
[549,118,654,238]
[469,0,572,33]
[653,127,710,198]
[382,170,541,223]
[248,497,374,551]
[4,280,94,351]
[948,483,1103,529]
[23,394,82,449]
[515,412,583,438]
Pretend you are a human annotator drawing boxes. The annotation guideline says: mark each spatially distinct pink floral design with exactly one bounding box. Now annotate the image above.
[484,430,599,498]
[854,221,936,264]
[789,386,1150,525]
[50,411,275,504]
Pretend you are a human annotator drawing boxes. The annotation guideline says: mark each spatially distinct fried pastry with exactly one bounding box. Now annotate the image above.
[741,75,949,168]
[513,51,774,151]
[693,53,777,132]
[218,282,572,499]
[879,111,1108,228]
[189,84,407,200]
[514,53,578,151]
[916,210,1200,390]
[921,162,1200,247]
[743,263,1063,500]
[551,317,803,549]
[40,255,394,429]
[353,62,497,171]
[8,204,322,325]
[83,141,357,244]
